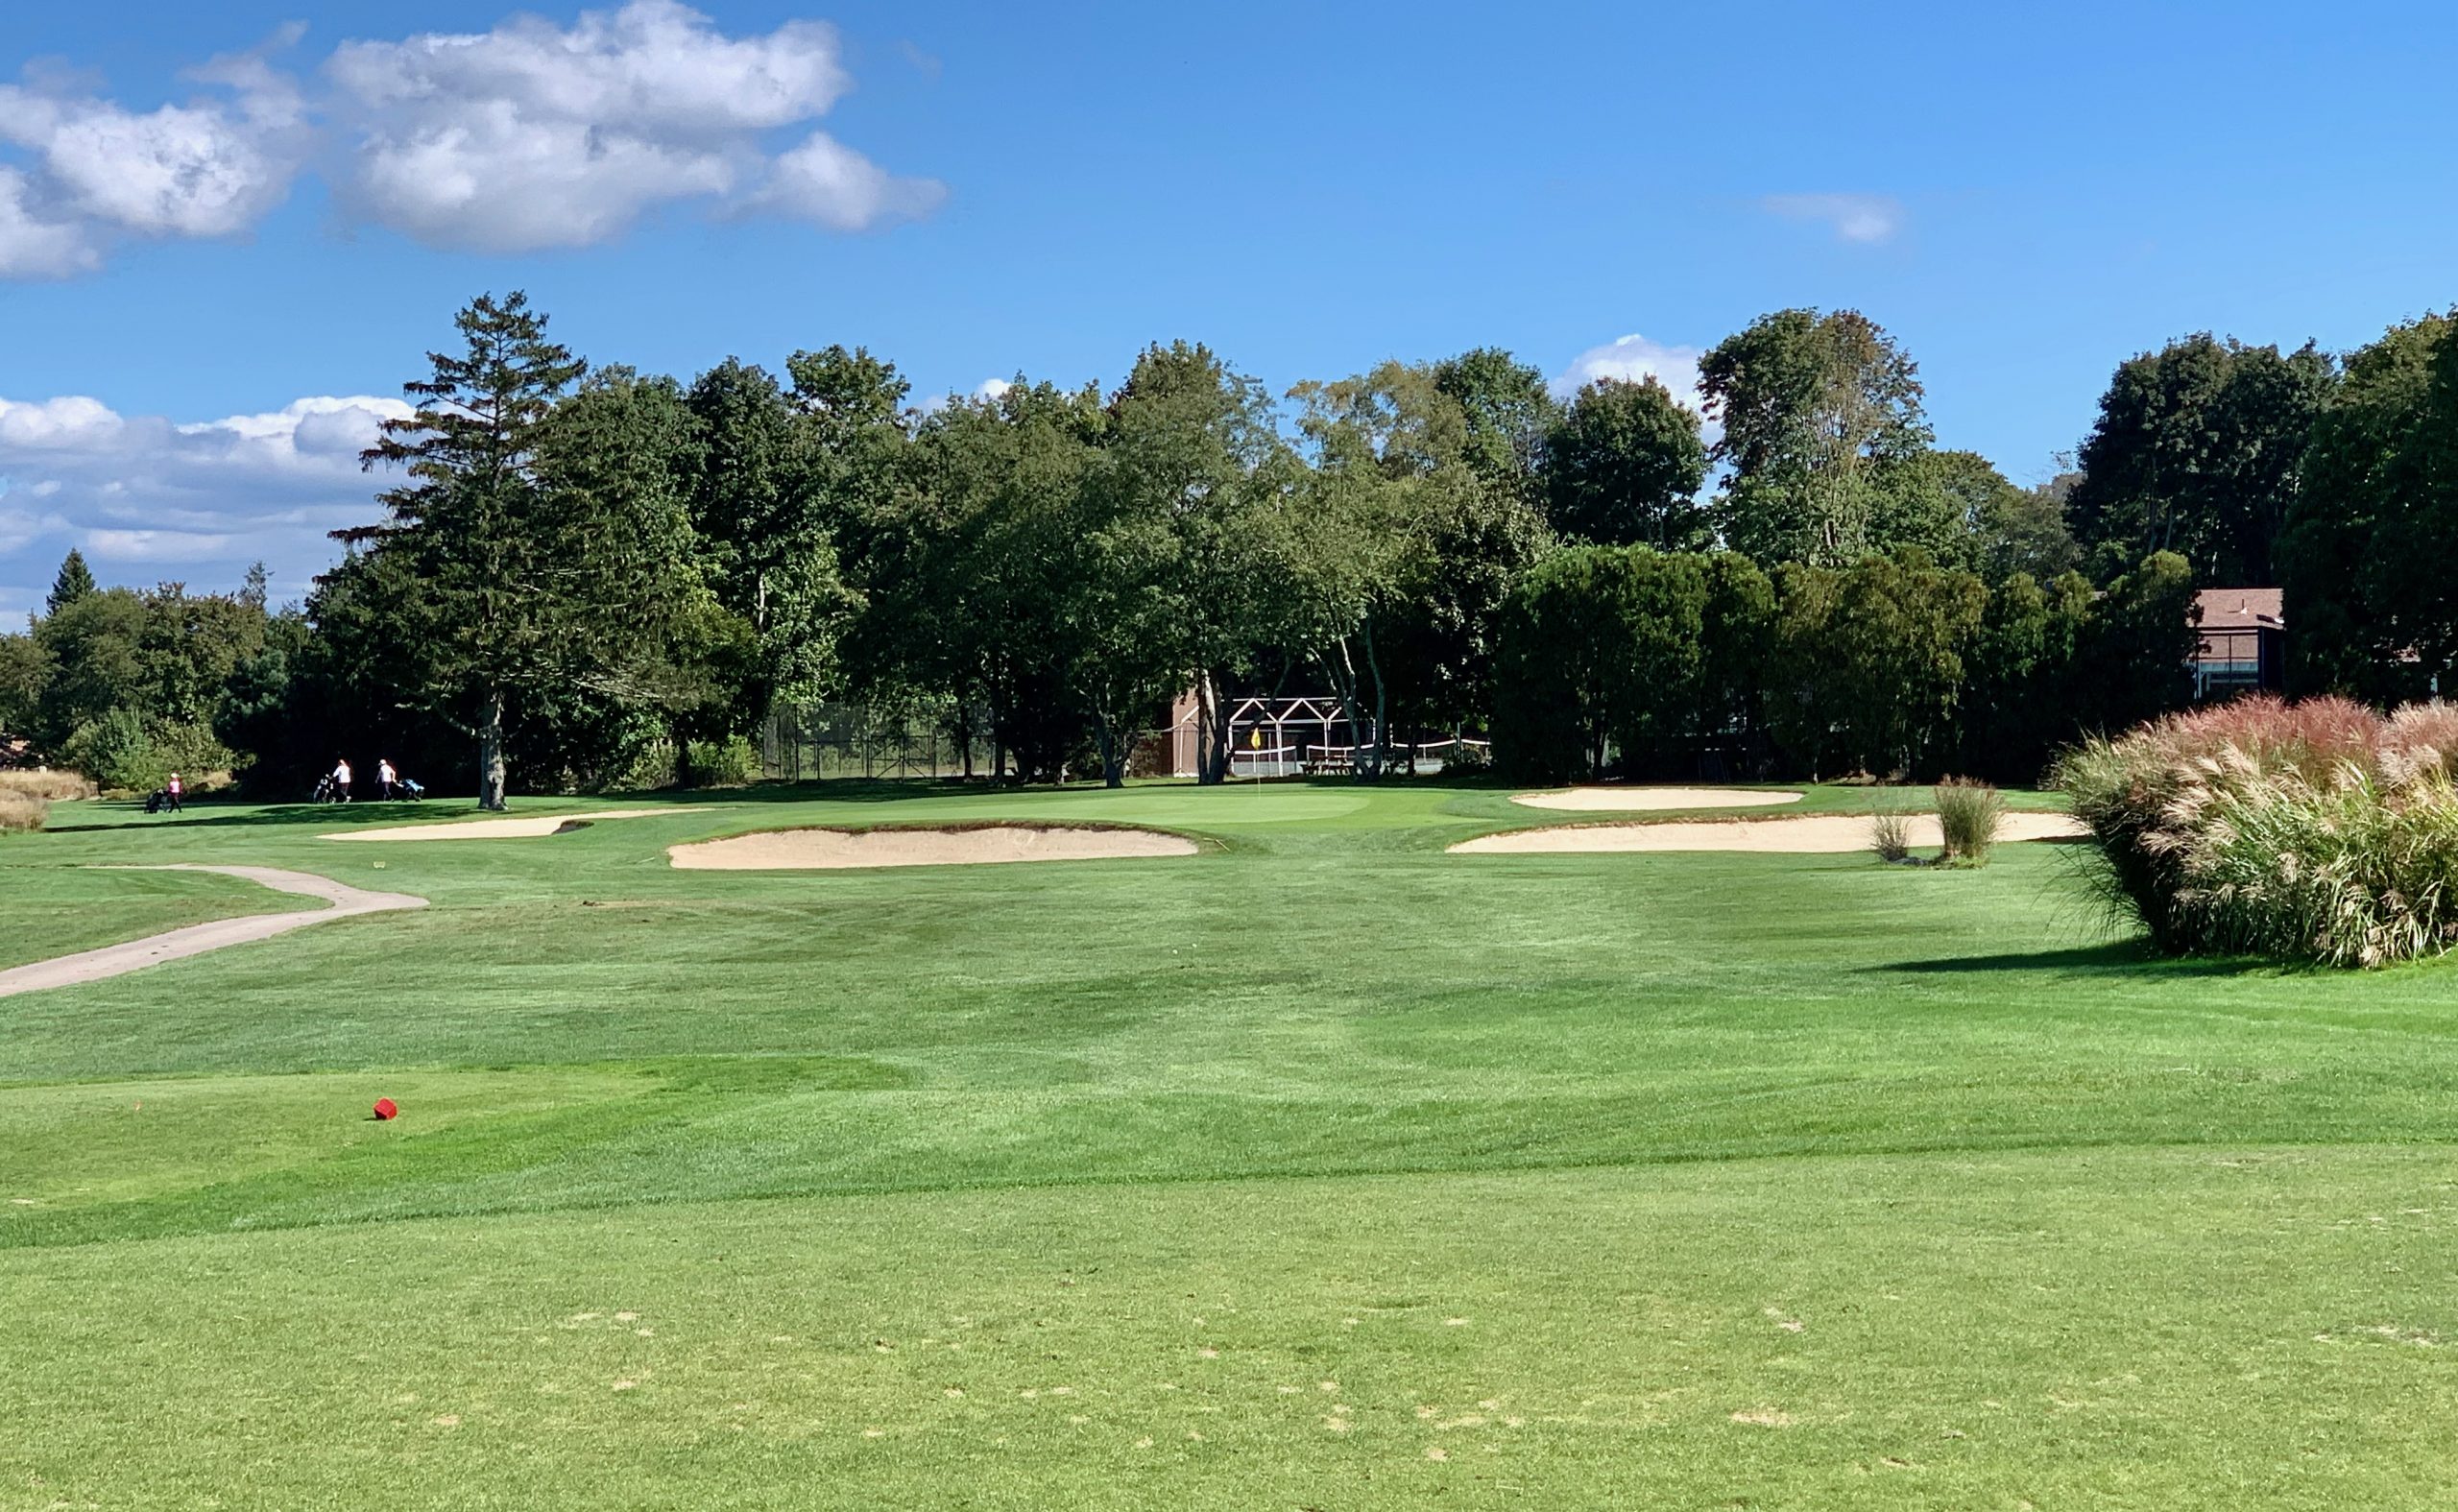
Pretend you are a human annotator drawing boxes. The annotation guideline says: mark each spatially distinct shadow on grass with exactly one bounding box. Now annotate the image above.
[47,771,1480,835]
[43,776,1155,831]
[1875,939,2288,978]
[45,800,491,833]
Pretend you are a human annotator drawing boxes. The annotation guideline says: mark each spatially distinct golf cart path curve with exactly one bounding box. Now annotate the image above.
[0,865,428,999]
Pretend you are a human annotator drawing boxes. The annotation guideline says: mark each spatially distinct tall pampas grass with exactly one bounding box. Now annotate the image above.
[2057,696,2458,966]
[1934,778,2006,866]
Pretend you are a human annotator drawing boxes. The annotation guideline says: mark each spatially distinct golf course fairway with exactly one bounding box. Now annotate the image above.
[4,779,2454,1509]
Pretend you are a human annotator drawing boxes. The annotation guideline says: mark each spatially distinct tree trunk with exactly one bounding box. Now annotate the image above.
[952,701,976,781]
[1362,615,1387,782]
[1321,635,1370,781]
[477,688,509,810]
[1194,669,1227,785]
[1096,711,1125,788]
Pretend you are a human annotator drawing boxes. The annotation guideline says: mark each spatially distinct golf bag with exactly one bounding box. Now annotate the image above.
[394,777,425,802]
[143,788,169,814]
[312,774,345,804]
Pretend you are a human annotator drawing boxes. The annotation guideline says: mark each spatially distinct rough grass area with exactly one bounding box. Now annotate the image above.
[0,864,301,970]
[0,791,45,833]
[6,780,2458,1507]
[0,770,99,803]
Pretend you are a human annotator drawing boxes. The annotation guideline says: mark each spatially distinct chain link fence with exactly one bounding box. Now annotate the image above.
[759,702,998,781]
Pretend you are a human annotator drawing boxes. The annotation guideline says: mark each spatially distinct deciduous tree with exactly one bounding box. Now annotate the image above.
[1701,309,1932,565]
[1541,377,1710,548]
[2278,314,2455,700]
[2067,334,2333,586]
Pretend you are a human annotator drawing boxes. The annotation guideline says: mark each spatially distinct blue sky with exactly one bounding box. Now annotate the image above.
[3,0,2454,615]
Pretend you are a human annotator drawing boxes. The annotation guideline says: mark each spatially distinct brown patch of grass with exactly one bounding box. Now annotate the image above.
[0,770,94,802]
[0,793,48,833]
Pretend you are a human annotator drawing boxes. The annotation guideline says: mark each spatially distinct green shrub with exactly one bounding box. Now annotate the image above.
[612,739,680,792]
[1440,739,1492,777]
[60,712,235,795]
[682,735,759,788]
[2056,694,2458,966]
[60,709,154,792]
[1934,778,2005,866]
[147,720,237,788]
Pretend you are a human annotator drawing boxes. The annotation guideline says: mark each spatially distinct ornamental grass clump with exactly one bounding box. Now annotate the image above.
[1868,809,1914,864]
[2057,694,2458,967]
[1934,778,2005,866]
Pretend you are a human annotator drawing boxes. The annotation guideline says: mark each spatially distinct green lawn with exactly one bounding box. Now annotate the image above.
[0,828,300,970]
[5,780,2456,1508]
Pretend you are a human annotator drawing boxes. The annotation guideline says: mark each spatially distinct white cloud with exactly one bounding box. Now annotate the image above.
[973,377,1013,402]
[0,166,101,278]
[328,0,941,251]
[740,131,944,232]
[1762,192,1903,245]
[0,44,306,277]
[0,3,941,276]
[1551,334,1706,409]
[84,529,238,564]
[0,396,127,448]
[0,393,410,604]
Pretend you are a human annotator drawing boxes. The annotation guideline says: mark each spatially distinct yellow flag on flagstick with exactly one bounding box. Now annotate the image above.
[1249,729,1263,750]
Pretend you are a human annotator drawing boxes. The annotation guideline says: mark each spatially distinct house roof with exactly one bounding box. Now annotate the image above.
[2196,587,2283,632]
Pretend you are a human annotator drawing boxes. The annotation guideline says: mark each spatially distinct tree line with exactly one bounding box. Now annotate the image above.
[1,294,2451,800]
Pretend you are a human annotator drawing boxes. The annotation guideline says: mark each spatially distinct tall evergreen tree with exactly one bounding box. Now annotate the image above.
[45,549,96,616]
[342,292,707,808]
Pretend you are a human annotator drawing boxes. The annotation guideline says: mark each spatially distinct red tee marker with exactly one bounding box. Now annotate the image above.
[372,1097,398,1121]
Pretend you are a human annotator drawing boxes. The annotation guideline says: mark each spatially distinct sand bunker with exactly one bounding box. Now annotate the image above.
[324,808,678,841]
[669,825,1197,871]
[1511,786,1804,812]
[1452,810,2086,854]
